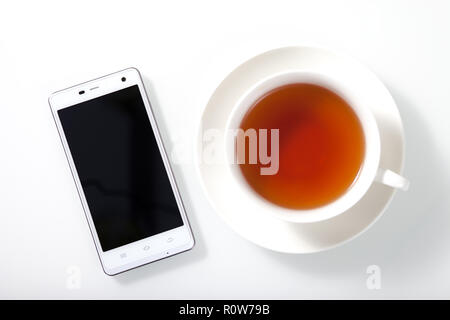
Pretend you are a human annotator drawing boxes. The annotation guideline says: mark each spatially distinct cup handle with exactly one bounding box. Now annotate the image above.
[375,168,410,191]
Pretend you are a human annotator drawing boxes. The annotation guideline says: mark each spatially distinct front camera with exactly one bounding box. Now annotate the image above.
[121,77,126,82]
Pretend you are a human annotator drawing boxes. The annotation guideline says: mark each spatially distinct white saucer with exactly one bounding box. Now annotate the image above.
[195,46,405,253]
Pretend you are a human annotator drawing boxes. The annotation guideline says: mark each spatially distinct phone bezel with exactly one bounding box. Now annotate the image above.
[49,68,195,275]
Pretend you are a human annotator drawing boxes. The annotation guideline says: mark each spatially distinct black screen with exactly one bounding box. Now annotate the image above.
[58,85,183,252]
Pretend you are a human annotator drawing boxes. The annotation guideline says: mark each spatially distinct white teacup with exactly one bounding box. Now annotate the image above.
[225,71,409,223]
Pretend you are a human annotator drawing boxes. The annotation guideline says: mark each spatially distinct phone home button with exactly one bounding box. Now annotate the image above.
[143,245,150,251]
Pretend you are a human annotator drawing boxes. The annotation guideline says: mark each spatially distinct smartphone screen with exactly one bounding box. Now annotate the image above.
[58,85,184,252]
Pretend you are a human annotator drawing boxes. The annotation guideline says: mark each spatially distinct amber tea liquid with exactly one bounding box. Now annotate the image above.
[238,83,365,210]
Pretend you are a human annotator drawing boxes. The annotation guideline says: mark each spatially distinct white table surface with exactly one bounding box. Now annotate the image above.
[1,0,449,299]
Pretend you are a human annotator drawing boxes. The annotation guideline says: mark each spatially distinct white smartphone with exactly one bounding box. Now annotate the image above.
[49,68,194,275]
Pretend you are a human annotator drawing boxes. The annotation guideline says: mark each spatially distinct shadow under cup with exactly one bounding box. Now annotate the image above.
[225,71,382,224]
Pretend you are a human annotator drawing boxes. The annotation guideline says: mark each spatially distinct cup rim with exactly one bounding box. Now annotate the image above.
[225,70,381,223]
